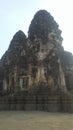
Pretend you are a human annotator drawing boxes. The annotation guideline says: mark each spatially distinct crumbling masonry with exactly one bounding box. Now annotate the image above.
[0,10,73,112]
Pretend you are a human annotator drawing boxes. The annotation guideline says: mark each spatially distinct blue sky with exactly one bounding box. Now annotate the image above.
[0,0,73,58]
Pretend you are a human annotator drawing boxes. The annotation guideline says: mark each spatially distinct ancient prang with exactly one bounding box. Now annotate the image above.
[0,10,73,112]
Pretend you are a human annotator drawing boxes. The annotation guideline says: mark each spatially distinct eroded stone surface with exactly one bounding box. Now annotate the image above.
[0,10,73,112]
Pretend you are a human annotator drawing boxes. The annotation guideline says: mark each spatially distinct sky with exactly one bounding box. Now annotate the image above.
[0,0,73,59]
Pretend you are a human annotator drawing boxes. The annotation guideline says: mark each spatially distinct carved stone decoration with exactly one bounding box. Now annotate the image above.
[0,10,73,112]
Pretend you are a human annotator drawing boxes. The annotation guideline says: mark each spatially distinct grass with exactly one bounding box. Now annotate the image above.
[0,111,73,130]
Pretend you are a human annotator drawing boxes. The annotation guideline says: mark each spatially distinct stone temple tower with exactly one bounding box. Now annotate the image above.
[28,10,67,93]
[0,10,73,112]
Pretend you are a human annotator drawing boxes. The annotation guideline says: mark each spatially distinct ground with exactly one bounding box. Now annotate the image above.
[0,111,73,130]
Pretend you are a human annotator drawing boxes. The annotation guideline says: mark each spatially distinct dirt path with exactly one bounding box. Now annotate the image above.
[0,111,73,130]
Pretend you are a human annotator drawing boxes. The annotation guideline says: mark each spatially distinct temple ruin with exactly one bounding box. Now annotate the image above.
[0,10,73,112]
